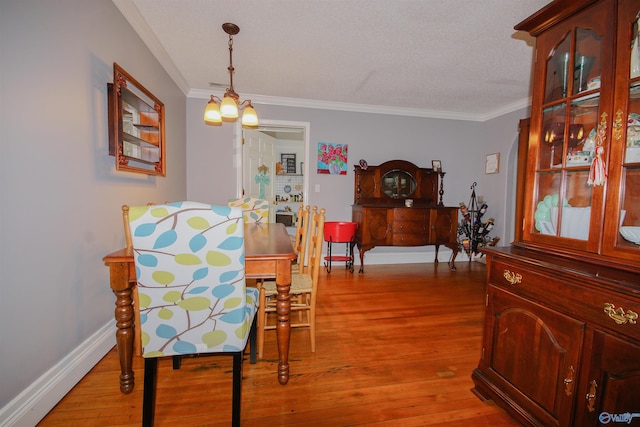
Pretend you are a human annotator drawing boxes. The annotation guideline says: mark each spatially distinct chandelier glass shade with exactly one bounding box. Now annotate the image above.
[204,23,258,128]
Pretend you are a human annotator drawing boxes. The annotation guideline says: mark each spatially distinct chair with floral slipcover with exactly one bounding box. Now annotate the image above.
[257,206,325,358]
[127,201,258,427]
[122,202,170,357]
[228,196,270,224]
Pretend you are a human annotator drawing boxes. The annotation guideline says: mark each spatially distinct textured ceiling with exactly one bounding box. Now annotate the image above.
[114,0,550,121]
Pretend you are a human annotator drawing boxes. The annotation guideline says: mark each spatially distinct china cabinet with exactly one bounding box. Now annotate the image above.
[472,1,640,426]
[108,63,165,176]
[351,160,458,272]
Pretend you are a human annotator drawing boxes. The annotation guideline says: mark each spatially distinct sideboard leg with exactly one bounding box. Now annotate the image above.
[447,244,458,271]
[357,244,367,273]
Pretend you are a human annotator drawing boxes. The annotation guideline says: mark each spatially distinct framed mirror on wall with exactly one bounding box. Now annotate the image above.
[108,63,166,176]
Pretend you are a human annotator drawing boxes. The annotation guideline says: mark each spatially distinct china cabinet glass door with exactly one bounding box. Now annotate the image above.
[602,0,640,260]
[528,2,613,252]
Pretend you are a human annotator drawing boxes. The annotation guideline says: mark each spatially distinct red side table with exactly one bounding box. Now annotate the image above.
[323,221,357,273]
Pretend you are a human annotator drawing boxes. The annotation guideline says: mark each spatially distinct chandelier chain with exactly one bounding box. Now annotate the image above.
[227,34,235,94]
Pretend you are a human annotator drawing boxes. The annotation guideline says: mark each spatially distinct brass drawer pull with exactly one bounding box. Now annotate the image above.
[503,270,522,285]
[603,303,638,325]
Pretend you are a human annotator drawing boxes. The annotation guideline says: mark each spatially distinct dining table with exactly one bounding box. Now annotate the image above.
[103,222,297,393]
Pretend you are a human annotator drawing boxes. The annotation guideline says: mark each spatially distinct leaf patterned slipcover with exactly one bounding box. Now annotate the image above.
[228,197,270,224]
[128,201,258,358]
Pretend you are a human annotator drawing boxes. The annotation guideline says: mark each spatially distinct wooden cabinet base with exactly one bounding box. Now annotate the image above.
[473,246,640,427]
[472,369,549,427]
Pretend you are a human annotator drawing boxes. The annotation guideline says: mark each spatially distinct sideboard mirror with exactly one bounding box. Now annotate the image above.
[108,63,166,176]
[381,169,417,198]
[354,159,444,206]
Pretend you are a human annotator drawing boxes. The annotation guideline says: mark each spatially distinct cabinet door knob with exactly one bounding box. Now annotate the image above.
[563,365,575,396]
[503,269,522,285]
[586,380,597,413]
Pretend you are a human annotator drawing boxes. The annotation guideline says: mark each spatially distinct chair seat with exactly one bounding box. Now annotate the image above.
[262,274,312,297]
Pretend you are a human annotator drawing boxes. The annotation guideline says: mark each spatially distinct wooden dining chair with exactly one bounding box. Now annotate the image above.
[126,202,258,427]
[257,206,325,358]
[291,204,311,274]
[254,203,310,355]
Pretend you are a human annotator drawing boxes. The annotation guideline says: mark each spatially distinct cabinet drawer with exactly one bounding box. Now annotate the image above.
[490,259,640,342]
[393,208,427,221]
[392,233,427,245]
[392,221,427,234]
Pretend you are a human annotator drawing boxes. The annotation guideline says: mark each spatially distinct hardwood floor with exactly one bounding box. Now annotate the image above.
[38,262,520,426]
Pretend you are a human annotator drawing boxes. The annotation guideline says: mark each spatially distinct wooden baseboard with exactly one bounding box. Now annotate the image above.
[0,322,115,426]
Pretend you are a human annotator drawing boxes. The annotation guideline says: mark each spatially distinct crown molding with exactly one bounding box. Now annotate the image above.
[189,88,528,122]
[111,0,191,95]
[480,97,532,121]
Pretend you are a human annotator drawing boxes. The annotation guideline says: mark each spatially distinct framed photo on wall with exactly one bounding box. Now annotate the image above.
[485,153,500,174]
[432,160,442,172]
[281,153,297,174]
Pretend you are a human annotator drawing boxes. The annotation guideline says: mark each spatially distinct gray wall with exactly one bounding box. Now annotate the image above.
[0,0,187,410]
[187,99,528,261]
[482,109,532,245]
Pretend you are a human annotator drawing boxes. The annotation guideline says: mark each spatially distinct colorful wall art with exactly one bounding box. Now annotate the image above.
[317,142,348,175]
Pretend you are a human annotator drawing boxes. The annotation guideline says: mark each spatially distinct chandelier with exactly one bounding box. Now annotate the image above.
[204,23,258,128]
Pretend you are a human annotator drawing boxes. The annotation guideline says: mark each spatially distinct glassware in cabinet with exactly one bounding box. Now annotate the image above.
[532,11,607,248]
[602,0,640,258]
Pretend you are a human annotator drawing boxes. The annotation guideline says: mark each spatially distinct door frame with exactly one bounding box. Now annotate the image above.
[235,119,311,204]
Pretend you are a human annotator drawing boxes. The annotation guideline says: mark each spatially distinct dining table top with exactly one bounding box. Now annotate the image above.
[243,222,297,262]
[104,222,296,263]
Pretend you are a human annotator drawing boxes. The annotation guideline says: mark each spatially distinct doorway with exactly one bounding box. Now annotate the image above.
[236,120,310,225]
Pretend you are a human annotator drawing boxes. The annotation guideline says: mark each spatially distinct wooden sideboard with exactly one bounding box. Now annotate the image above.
[351,160,458,272]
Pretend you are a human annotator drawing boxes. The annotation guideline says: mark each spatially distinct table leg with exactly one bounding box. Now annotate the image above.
[275,259,292,385]
[110,262,135,394]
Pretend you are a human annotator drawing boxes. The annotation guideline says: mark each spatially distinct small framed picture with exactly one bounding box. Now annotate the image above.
[485,153,500,174]
[281,153,296,174]
[432,160,442,172]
